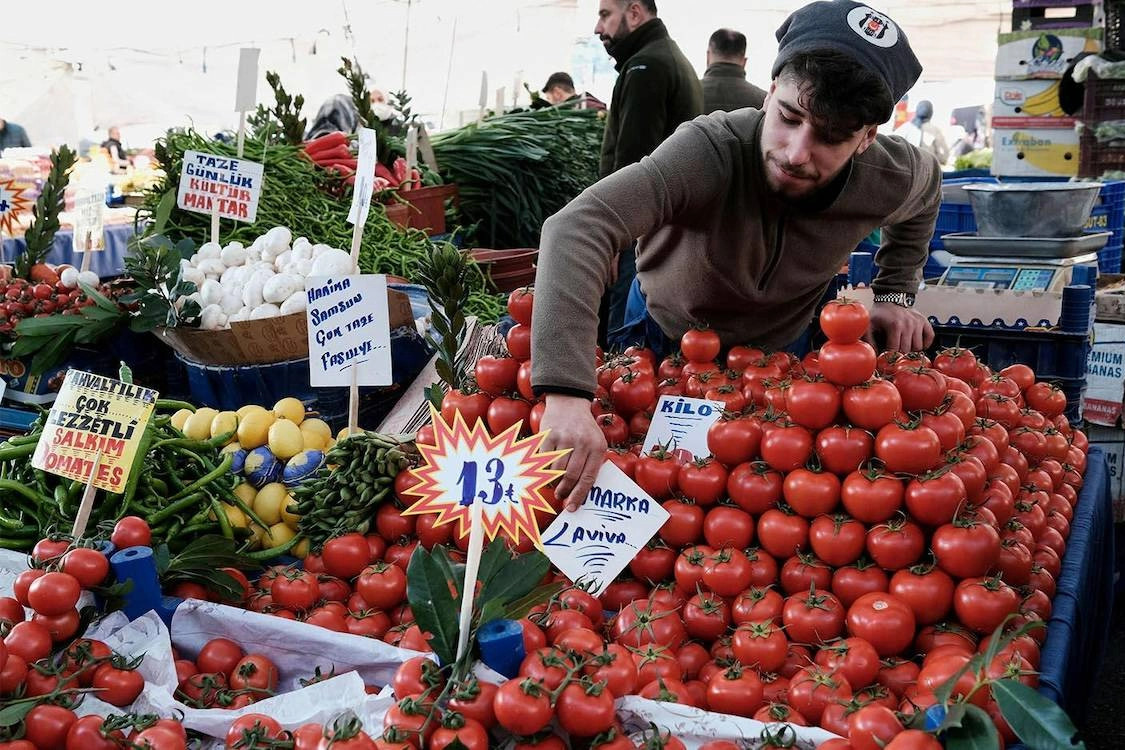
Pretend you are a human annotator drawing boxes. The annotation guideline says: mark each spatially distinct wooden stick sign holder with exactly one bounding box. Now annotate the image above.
[70,450,103,540]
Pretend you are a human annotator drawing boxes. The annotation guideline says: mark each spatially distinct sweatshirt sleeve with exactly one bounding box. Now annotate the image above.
[531,117,732,396]
[872,148,942,294]
[611,58,674,172]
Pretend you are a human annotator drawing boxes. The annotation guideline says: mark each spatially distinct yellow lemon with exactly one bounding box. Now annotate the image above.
[336,426,366,442]
[253,482,289,526]
[280,496,301,529]
[182,408,218,441]
[268,419,304,460]
[210,502,248,529]
[265,522,297,549]
[299,418,332,451]
[210,411,239,442]
[293,537,311,558]
[170,409,193,431]
[236,403,267,419]
[273,397,306,425]
[237,409,275,449]
[232,482,257,506]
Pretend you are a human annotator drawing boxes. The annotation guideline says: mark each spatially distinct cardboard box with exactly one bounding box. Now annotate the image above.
[995,27,1102,80]
[1087,425,1125,522]
[844,284,1070,329]
[994,80,1069,120]
[1096,273,1125,322]
[1084,322,1125,426]
[154,288,414,367]
[991,123,1080,178]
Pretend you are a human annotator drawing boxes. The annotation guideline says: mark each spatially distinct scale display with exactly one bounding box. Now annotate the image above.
[939,265,1064,291]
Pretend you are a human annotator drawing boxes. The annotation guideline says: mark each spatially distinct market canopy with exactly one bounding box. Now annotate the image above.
[2,0,1007,145]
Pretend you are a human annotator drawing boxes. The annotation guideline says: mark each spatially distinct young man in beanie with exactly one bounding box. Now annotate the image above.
[532,0,942,509]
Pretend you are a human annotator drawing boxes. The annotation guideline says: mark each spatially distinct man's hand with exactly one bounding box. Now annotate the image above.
[539,393,608,512]
[869,302,934,353]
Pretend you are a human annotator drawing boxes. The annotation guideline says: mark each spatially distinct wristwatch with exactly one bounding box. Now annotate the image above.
[872,292,916,308]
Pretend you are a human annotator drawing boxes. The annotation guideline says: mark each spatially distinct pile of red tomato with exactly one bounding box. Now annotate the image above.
[418,293,1086,749]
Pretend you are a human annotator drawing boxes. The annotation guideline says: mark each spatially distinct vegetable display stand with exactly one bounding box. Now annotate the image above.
[401,184,459,236]
[176,327,431,430]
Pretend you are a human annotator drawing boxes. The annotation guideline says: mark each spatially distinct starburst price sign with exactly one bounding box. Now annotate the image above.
[0,179,33,237]
[403,407,568,545]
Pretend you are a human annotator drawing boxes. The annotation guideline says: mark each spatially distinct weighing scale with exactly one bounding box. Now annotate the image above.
[931,232,1108,292]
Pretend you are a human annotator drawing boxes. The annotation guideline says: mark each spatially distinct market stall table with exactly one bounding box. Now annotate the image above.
[2,222,137,278]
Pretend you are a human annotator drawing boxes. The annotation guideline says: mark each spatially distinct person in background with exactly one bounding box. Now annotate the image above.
[102,127,130,172]
[593,0,703,347]
[895,100,950,165]
[306,94,361,140]
[0,117,31,155]
[539,72,607,110]
[701,28,768,113]
[533,0,940,509]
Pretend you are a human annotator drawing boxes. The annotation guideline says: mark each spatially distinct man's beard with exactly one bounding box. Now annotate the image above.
[600,17,634,54]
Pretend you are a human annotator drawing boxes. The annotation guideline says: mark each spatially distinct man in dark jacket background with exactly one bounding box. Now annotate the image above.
[594,0,703,344]
[702,29,767,113]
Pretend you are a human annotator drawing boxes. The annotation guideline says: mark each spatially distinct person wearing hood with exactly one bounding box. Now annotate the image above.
[593,0,704,346]
[895,99,950,165]
[533,0,941,510]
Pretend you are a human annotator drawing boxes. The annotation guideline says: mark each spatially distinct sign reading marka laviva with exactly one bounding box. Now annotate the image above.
[541,461,669,594]
[176,150,264,222]
[305,274,392,387]
[31,371,158,493]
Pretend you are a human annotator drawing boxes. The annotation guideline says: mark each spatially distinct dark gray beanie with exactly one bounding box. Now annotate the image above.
[772,1,922,104]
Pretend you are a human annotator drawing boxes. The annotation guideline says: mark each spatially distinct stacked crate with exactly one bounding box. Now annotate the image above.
[992,2,1102,180]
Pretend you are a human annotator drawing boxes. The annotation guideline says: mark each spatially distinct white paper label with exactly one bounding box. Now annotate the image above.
[72,187,105,252]
[176,150,264,224]
[641,395,725,461]
[234,48,261,111]
[347,128,377,227]
[541,461,669,594]
[305,274,392,387]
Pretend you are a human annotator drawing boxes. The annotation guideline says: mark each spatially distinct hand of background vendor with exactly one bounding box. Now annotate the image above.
[539,393,608,511]
[868,302,934,353]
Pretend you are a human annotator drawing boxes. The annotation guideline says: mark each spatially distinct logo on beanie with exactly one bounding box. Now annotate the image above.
[846,6,899,48]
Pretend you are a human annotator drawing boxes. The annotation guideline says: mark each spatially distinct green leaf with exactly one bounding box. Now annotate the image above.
[992,680,1085,749]
[0,700,34,727]
[934,654,982,706]
[29,329,79,375]
[154,188,176,235]
[501,580,566,622]
[475,539,512,589]
[944,704,1002,750]
[406,546,460,666]
[478,598,507,627]
[479,549,550,609]
[935,702,968,733]
[431,545,463,604]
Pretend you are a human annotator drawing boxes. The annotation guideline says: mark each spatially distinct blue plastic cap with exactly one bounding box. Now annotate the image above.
[477,618,527,678]
[109,545,163,621]
[924,703,948,732]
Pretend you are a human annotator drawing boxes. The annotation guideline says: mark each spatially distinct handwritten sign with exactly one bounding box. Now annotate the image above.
[305,274,392,387]
[176,150,264,223]
[641,395,724,461]
[541,462,669,594]
[31,370,158,494]
[0,179,32,236]
[403,407,567,545]
[72,186,106,252]
[347,128,377,228]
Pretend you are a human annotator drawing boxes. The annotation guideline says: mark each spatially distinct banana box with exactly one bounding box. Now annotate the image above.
[994,80,1068,119]
[995,27,1102,80]
[991,121,1080,177]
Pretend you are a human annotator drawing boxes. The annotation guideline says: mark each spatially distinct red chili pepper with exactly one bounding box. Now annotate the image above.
[392,157,408,184]
[375,162,400,187]
[310,145,353,164]
[303,131,348,156]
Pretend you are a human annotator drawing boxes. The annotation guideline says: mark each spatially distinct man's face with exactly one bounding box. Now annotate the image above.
[595,0,635,51]
[545,86,572,105]
[109,127,120,140]
[759,75,878,201]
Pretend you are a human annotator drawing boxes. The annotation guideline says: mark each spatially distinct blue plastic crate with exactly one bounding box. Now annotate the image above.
[1099,243,1123,273]
[929,325,1091,381]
